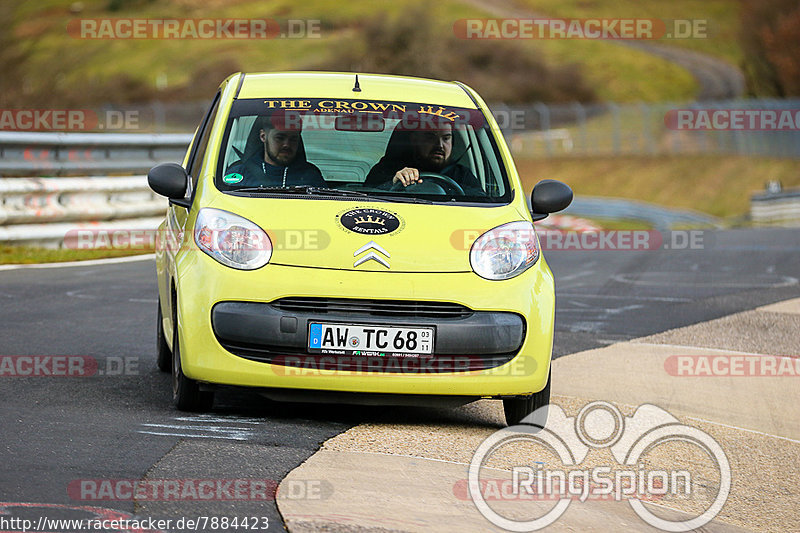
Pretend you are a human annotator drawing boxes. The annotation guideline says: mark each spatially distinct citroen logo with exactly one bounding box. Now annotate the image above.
[353,241,390,269]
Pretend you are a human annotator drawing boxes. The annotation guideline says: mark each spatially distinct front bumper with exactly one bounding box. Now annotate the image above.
[174,255,555,397]
[211,299,525,371]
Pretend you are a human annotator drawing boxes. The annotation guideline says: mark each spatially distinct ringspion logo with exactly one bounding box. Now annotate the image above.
[468,401,730,531]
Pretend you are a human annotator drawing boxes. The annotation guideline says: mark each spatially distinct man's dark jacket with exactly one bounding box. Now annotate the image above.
[226,152,324,188]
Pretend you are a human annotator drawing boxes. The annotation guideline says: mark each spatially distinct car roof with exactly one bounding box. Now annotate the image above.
[235,72,478,108]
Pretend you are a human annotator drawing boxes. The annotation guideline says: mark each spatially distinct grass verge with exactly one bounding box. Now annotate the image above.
[516,154,800,219]
[514,0,744,67]
[574,216,655,230]
[0,245,153,264]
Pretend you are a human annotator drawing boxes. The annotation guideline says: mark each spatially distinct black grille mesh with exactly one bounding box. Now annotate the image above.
[270,297,473,319]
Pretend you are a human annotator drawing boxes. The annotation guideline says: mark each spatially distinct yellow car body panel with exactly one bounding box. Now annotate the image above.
[197,195,525,272]
[237,72,478,109]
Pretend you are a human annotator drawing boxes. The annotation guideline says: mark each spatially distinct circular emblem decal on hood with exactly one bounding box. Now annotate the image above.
[339,208,401,235]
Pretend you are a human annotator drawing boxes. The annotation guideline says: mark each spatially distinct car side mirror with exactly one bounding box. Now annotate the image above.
[530,179,573,221]
[148,163,191,208]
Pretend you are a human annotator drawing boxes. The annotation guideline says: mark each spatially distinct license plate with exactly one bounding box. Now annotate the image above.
[308,323,434,356]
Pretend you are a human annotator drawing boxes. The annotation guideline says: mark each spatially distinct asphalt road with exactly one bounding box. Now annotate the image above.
[549,228,800,356]
[0,227,798,532]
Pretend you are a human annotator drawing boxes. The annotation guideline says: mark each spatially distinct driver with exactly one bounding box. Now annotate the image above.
[365,121,485,195]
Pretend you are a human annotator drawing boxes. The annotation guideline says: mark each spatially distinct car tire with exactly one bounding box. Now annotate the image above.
[172,325,214,412]
[503,372,551,427]
[156,304,171,373]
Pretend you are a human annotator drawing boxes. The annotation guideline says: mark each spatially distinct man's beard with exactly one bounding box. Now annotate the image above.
[266,145,293,166]
[417,150,448,171]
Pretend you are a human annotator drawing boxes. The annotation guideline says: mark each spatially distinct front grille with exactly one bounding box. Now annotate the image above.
[269,297,473,319]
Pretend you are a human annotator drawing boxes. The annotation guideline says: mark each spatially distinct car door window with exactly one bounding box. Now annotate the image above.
[186,92,221,192]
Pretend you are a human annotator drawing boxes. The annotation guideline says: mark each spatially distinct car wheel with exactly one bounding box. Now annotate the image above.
[156,303,171,373]
[503,372,551,427]
[172,325,214,412]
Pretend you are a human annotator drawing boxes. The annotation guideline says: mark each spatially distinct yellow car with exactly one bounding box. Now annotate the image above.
[148,72,572,426]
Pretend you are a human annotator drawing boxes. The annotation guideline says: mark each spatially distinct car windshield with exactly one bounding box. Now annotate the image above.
[215,98,513,204]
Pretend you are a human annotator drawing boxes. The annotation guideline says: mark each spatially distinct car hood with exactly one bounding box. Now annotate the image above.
[205,197,522,273]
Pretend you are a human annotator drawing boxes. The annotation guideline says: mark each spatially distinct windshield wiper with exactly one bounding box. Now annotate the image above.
[228,185,432,203]
[363,193,433,204]
[228,185,370,197]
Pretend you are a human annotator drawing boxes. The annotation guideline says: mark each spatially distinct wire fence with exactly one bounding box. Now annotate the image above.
[493,99,800,159]
[25,99,800,159]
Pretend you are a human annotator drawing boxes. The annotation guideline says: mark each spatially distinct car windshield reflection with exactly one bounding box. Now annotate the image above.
[216,98,513,204]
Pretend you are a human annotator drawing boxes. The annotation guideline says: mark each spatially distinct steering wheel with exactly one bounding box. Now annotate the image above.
[390,172,465,195]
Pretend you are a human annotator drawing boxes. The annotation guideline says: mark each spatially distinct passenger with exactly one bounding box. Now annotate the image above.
[225,114,324,187]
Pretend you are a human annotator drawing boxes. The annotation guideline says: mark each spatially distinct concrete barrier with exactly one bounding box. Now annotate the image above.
[0,176,166,225]
[0,176,166,226]
[0,217,165,248]
[0,176,167,246]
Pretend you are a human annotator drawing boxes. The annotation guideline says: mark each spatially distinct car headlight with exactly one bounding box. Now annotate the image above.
[194,208,272,270]
[469,221,539,280]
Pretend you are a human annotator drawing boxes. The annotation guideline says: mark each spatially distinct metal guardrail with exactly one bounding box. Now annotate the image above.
[0,132,191,177]
[0,132,187,246]
[751,188,800,225]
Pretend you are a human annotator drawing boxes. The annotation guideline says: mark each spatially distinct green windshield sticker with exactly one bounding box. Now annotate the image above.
[223,172,244,184]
